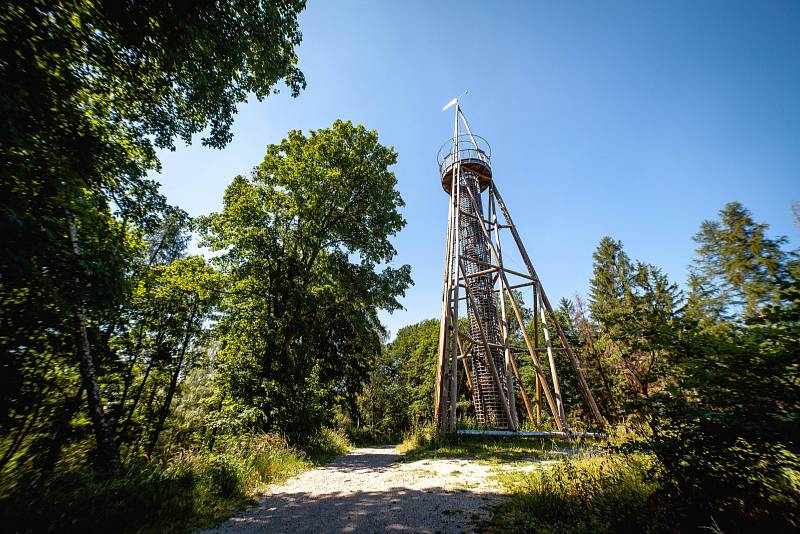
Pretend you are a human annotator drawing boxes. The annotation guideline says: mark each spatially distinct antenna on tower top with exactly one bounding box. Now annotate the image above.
[441,90,469,112]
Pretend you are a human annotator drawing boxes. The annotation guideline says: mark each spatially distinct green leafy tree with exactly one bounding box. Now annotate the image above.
[199,120,411,442]
[390,319,441,427]
[648,262,799,531]
[114,256,221,457]
[0,0,306,471]
[645,204,799,531]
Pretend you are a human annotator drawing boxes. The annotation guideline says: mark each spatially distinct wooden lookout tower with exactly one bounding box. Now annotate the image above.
[433,99,606,435]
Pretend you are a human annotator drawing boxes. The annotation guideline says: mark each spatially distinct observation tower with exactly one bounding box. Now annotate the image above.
[433,99,606,435]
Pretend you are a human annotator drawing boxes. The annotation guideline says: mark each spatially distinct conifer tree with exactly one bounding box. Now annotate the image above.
[690,202,789,321]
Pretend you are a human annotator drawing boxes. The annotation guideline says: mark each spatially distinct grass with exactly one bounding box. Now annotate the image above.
[399,426,664,533]
[0,428,351,534]
[484,453,663,534]
[398,425,600,465]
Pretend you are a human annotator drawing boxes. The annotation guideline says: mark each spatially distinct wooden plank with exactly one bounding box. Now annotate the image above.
[448,139,463,433]
[465,267,498,279]
[491,186,518,429]
[457,331,474,393]
[540,303,567,428]
[462,257,535,281]
[533,284,541,424]
[457,429,606,439]
[434,138,459,429]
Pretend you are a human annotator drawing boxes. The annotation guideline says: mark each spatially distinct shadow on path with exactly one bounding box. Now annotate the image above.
[319,445,402,474]
[201,446,502,534]
[208,487,496,534]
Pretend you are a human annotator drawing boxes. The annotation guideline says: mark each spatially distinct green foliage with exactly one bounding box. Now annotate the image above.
[114,253,223,457]
[519,203,800,532]
[643,271,799,530]
[0,430,348,533]
[198,120,411,442]
[689,202,788,321]
[589,237,682,405]
[690,202,791,321]
[1,0,307,472]
[487,453,661,534]
[348,319,440,441]
[639,205,800,531]
[398,430,581,464]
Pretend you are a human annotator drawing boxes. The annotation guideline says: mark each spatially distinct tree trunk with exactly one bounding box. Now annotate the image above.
[69,215,121,472]
[36,386,84,482]
[147,302,197,456]
[0,395,43,471]
[118,357,155,444]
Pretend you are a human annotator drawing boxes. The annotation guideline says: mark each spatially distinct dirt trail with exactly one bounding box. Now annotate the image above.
[201,445,543,534]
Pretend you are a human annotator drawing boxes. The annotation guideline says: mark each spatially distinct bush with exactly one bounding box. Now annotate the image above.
[0,431,345,533]
[645,397,800,532]
[204,455,246,498]
[488,453,662,534]
[397,424,443,454]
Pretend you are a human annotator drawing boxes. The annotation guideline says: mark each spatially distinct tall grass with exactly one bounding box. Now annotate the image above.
[0,429,351,533]
[487,453,662,534]
[397,425,590,464]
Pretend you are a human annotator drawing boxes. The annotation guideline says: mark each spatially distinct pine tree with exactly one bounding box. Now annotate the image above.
[690,202,789,321]
[589,237,681,405]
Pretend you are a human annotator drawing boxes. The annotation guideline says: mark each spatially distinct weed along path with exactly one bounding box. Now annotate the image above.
[201,444,549,534]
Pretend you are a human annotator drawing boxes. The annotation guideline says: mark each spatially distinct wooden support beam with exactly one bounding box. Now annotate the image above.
[496,281,534,292]
[461,186,566,432]
[465,267,498,279]
[454,326,474,394]
[449,308,472,383]
[492,185,606,431]
[434,126,460,431]
[458,259,516,429]
[448,145,463,433]
[508,352,534,423]
[533,284,541,424]
[539,304,566,428]
[491,185,518,429]
[459,209,494,228]
[463,257,535,281]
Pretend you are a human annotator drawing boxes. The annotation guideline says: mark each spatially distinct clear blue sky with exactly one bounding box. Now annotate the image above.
[154,0,800,338]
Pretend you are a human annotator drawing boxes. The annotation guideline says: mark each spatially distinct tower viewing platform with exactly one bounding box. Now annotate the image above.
[437,134,492,193]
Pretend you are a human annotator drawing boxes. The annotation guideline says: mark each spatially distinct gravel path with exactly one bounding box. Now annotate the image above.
[201,445,544,534]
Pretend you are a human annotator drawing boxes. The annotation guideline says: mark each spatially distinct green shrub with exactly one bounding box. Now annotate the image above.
[0,431,346,533]
[488,453,662,534]
[645,397,800,532]
[303,427,352,462]
[397,424,443,454]
[204,454,246,498]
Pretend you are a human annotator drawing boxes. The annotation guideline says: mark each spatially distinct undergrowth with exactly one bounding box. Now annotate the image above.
[485,453,663,534]
[0,429,351,533]
[398,425,601,464]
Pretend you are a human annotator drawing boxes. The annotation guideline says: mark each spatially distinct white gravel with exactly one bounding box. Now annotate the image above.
[200,445,555,534]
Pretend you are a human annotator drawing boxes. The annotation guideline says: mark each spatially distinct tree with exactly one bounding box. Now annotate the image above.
[0,0,306,471]
[198,120,411,442]
[647,254,799,531]
[690,202,789,321]
[589,237,682,406]
[111,256,221,457]
[642,203,799,531]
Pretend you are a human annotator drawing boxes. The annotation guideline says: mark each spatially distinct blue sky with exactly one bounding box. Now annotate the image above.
[153,0,800,338]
